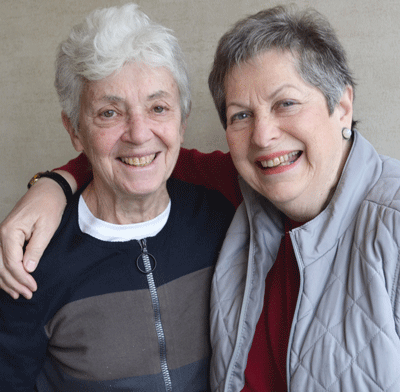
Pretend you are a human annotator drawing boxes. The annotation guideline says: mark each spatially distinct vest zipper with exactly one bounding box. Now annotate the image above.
[138,239,172,392]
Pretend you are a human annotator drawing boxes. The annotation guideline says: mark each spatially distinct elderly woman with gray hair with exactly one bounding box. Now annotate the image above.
[2,5,400,392]
[208,7,400,391]
[0,4,235,391]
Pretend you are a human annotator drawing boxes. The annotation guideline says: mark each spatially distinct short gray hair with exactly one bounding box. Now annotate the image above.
[208,5,355,129]
[55,3,191,131]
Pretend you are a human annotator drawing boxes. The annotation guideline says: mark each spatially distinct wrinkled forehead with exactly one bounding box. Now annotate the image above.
[81,63,181,104]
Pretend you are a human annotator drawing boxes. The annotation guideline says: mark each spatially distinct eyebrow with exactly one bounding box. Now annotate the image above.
[226,83,300,110]
[101,95,123,103]
[148,90,171,100]
[267,84,300,101]
[100,90,171,103]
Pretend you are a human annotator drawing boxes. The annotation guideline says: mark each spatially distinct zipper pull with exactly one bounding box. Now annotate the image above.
[136,239,157,274]
[138,238,147,253]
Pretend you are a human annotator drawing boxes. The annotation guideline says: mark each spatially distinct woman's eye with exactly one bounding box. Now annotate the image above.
[231,112,250,122]
[102,110,116,118]
[279,100,295,108]
[153,106,165,113]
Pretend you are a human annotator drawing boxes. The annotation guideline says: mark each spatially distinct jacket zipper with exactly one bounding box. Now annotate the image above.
[138,239,172,392]
[287,230,304,392]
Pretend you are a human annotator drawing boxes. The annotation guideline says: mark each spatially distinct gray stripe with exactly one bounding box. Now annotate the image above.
[44,266,213,381]
[157,267,212,370]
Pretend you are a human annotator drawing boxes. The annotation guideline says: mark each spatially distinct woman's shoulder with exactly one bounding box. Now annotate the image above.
[172,148,242,207]
[166,178,236,241]
[365,154,400,210]
[355,156,400,252]
[167,177,235,216]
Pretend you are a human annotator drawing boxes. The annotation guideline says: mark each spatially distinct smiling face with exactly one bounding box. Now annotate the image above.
[63,63,185,222]
[225,50,353,221]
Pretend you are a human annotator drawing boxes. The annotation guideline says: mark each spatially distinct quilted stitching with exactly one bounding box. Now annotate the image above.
[289,236,400,391]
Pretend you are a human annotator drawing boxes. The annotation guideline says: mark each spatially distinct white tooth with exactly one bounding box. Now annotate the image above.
[122,154,156,167]
[260,151,299,168]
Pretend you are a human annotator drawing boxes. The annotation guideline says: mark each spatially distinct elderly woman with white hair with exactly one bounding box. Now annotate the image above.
[0,4,234,391]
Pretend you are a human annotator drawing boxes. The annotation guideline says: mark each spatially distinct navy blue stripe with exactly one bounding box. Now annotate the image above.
[36,356,210,391]
[31,178,234,306]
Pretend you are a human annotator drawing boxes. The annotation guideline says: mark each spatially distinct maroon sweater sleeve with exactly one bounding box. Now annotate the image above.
[172,148,242,207]
[54,153,93,191]
[56,148,243,208]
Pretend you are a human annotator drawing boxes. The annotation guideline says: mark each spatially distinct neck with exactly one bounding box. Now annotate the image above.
[82,182,170,224]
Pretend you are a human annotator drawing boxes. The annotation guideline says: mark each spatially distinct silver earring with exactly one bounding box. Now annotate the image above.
[342,127,352,140]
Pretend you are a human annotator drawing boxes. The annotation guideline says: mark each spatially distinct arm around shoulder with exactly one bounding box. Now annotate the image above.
[0,160,83,300]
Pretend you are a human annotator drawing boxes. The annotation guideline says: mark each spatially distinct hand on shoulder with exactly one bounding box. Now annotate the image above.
[0,173,75,299]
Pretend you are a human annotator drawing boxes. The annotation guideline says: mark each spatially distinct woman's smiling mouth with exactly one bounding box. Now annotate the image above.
[120,153,157,167]
[258,151,301,169]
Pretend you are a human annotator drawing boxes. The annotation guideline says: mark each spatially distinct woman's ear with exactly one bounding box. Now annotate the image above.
[338,85,354,128]
[179,111,190,144]
[61,112,84,152]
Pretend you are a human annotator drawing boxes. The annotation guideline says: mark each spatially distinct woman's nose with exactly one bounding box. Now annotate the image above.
[122,114,152,144]
[251,115,281,147]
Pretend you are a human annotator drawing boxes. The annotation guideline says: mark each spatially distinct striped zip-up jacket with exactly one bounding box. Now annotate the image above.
[0,178,234,391]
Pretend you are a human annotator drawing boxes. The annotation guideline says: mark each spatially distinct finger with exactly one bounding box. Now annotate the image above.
[1,232,38,292]
[0,252,37,296]
[0,276,20,299]
[22,221,56,273]
[0,267,34,299]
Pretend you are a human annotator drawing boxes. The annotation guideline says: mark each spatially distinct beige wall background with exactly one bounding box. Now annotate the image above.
[1,0,400,220]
